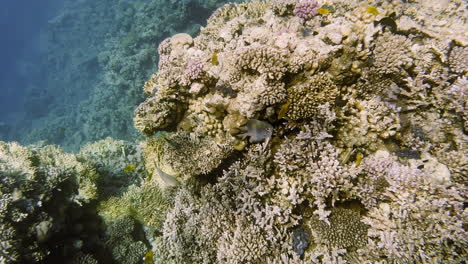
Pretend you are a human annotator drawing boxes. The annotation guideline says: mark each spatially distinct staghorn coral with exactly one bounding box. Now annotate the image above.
[355,151,467,263]
[217,218,270,263]
[273,125,358,222]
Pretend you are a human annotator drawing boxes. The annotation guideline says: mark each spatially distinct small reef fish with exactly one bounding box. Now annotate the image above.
[155,167,179,187]
[144,250,154,264]
[365,6,379,16]
[277,101,291,120]
[318,5,334,15]
[211,52,219,66]
[355,153,363,166]
[239,119,273,143]
[124,164,136,174]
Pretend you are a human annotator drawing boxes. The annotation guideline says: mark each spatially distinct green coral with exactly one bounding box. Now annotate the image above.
[98,179,170,229]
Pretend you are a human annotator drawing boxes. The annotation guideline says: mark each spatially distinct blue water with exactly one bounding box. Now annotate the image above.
[0,0,63,136]
[0,0,239,150]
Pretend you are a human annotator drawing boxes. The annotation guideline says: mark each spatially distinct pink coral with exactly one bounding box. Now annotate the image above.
[184,59,205,81]
[293,0,319,20]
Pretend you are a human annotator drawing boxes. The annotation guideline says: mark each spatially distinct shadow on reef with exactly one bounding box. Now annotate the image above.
[44,202,150,264]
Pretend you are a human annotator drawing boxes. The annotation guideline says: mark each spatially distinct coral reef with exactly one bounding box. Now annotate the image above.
[0,138,153,263]
[0,142,85,262]
[1,0,467,263]
[134,0,467,262]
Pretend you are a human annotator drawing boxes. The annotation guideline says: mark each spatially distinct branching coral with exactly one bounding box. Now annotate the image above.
[273,125,358,222]
[336,97,401,151]
[372,32,413,76]
[448,45,467,74]
[1,0,459,263]
[0,142,84,262]
[133,2,468,261]
[103,216,148,264]
[355,151,467,263]
[234,44,289,81]
[217,218,270,263]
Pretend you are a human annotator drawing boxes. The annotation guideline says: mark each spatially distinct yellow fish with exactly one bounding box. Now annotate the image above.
[124,164,135,174]
[317,8,331,15]
[355,153,363,166]
[211,52,219,66]
[144,250,154,264]
[365,6,379,16]
[318,5,334,15]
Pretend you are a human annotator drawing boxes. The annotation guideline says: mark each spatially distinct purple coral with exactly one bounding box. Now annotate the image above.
[293,0,319,20]
[185,59,205,81]
[158,38,172,56]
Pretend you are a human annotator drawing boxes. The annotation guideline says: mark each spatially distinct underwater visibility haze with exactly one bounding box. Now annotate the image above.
[0,0,467,263]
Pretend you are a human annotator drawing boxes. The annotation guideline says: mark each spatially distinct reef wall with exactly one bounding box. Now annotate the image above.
[11,0,239,151]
